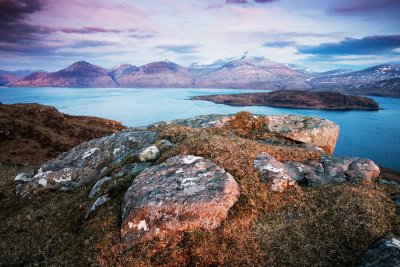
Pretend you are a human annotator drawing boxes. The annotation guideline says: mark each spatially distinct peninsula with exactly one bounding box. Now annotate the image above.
[192,90,380,110]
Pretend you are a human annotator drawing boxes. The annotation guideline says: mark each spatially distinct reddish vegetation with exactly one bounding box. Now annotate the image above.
[0,103,126,164]
[192,90,380,110]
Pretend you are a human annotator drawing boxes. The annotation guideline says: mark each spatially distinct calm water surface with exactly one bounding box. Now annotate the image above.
[1,87,399,171]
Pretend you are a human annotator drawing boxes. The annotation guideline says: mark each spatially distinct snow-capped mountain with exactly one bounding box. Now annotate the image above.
[7,55,400,97]
[193,52,311,90]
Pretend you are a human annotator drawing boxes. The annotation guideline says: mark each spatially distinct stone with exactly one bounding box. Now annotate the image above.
[359,233,400,267]
[155,113,339,154]
[254,153,380,191]
[263,115,340,154]
[155,139,174,152]
[139,145,160,161]
[89,176,112,198]
[121,155,240,246]
[15,129,157,196]
[254,153,299,192]
[85,194,111,219]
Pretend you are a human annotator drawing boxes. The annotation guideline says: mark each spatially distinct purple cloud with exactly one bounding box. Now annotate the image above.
[59,27,121,34]
[330,0,400,14]
[226,0,276,4]
[0,0,49,43]
[69,40,117,48]
[155,45,200,54]
[297,35,400,55]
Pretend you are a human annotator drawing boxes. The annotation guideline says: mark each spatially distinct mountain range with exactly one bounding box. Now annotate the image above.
[2,53,400,97]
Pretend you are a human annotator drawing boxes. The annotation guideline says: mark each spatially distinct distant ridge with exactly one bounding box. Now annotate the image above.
[5,53,400,97]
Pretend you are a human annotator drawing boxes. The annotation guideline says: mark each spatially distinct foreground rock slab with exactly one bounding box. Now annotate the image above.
[254,153,380,191]
[359,233,400,267]
[15,129,157,196]
[121,155,240,246]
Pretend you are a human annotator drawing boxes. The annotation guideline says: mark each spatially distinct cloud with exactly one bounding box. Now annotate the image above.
[0,0,49,43]
[154,45,200,54]
[263,41,296,48]
[330,0,400,14]
[297,35,400,55]
[226,0,276,4]
[69,40,117,48]
[58,27,121,34]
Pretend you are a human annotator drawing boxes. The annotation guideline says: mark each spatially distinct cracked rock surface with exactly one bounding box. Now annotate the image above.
[121,154,240,246]
[15,129,157,196]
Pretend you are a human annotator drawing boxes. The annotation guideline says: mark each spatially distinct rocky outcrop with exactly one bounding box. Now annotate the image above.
[359,233,400,267]
[163,113,339,154]
[254,153,380,191]
[192,90,379,110]
[15,129,157,196]
[0,103,126,164]
[121,155,240,246]
[264,114,340,154]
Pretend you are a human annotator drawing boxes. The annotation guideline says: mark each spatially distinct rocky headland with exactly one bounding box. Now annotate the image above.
[192,90,380,110]
[0,110,399,266]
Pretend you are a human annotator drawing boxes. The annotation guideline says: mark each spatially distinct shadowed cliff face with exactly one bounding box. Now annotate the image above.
[192,90,380,110]
[0,103,126,164]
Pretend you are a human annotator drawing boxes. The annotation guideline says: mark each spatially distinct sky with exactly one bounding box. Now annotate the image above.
[0,0,399,71]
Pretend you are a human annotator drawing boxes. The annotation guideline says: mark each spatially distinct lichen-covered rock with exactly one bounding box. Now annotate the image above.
[254,153,298,192]
[359,233,400,267]
[15,129,157,196]
[139,145,160,161]
[121,155,240,246]
[264,115,339,154]
[85,194,111,219]
[254,153,380,191]
[155,113,339,154]
[150,114,230,128]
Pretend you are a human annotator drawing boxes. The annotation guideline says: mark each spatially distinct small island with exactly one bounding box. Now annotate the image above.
[191,90,379,110]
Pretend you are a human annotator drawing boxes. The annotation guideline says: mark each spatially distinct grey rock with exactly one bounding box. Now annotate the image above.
[377,179,400,188]
[359,233,400,267]
[254,153,380,191]
[155,139,174,152]
[15,129,157,196]
[139,145,160,162]
[121,155,240,246]
[85,194,111,219]
[89,176,112,198]
[151,113,339,154]
[254,153,298,192]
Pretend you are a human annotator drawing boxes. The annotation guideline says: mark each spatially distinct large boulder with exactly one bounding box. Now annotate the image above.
[156,113,339,154]
[121,155,240,246]
[263,115,339,154]
[15,129,157,196]
[254,153,380,191]
[359,233,400,267]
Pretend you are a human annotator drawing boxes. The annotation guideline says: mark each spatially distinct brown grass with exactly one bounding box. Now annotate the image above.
[0,114,399,266]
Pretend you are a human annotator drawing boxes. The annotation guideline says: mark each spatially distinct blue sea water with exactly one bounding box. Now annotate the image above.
[1,87,399,171]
